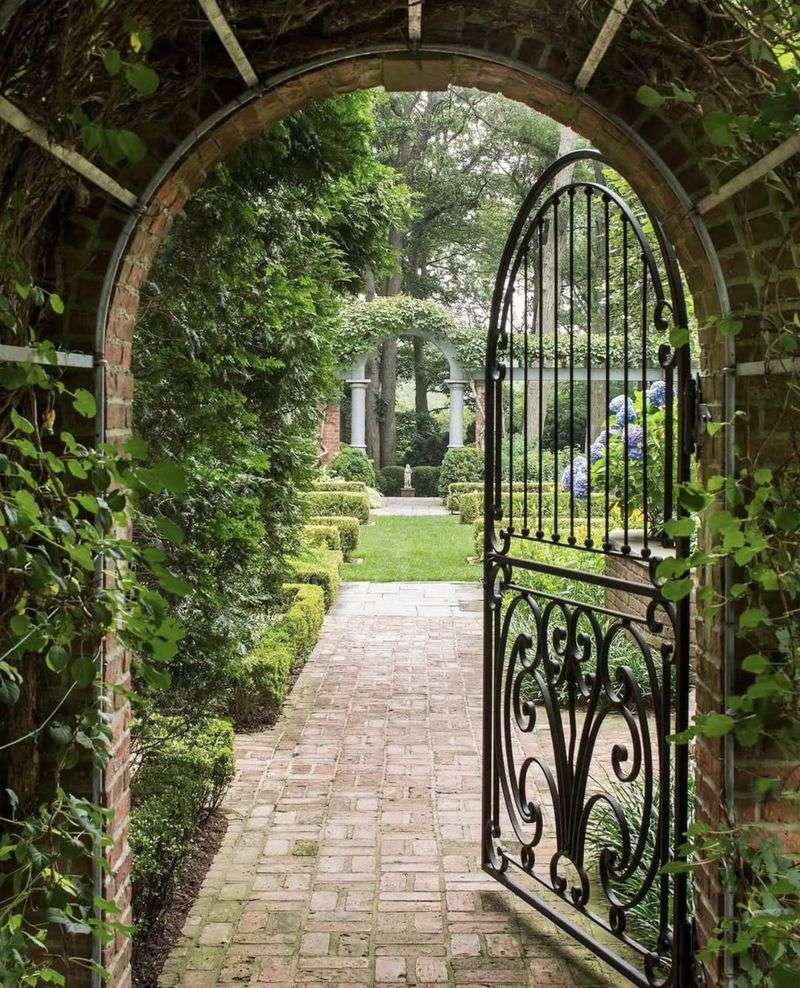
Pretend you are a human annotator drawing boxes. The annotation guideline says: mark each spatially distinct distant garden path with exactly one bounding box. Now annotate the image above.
[159,583,626,987]
[372,497,448,516]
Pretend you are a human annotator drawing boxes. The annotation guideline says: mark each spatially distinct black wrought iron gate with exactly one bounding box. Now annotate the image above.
[481,150,699,986]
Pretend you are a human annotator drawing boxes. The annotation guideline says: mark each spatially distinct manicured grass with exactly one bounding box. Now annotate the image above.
[342,515,481,582]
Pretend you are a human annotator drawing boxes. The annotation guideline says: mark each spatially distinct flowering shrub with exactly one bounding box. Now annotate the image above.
[589,388,669,537]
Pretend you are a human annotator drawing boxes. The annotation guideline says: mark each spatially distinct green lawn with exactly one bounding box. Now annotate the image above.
[342,515,481,582]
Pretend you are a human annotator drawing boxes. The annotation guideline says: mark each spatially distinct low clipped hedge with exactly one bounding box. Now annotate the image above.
[473,517,611,558]
[411,465,440,497]
[445,481,484,511]
[459,489,606,525]
[377,465,404,496]
[289,548,342,608]
[282,582,325,660]
[330,445,376,486]
[308,515,359,557]
[303,523,341,551]
[314,479,368,493]
[130,716,235,934]
[228,582,326,726]
[304,490,370,524]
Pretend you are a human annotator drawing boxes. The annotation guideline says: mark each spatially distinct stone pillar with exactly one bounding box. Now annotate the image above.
[349,380,369,453]
[448,379,467,448]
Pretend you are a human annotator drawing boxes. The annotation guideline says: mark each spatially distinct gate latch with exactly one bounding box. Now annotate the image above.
[686,374,711,457]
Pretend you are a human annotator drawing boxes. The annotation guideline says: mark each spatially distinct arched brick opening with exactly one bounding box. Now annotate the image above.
[87,49,736,988]
[6,9,787,982]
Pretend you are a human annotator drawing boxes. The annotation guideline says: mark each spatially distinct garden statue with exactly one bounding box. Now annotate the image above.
[402,463,415,498]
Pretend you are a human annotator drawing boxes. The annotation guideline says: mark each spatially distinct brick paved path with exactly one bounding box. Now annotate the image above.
[160,583,626,987]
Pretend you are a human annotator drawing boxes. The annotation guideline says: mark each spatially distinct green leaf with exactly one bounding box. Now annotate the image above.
[662,577,693,602]
[15,281,31,300]
[753,467,773,486]
[154,568,192,597]
[141,461,187,495]
[124,435,148,460]
[46,646,71,674]
[739,607,769,630]
[0,678,21,705]
[742,654,769,674]
[10,407,35,434]
[715,315,743,338]
[103,48,122,76]
[70,655,96,687]
[698,712,736,737]
[636,85,664,109]
[49,292,65,315]
[703,111,736,146]
[14,489,41,519]
[664,517,695,538]
[669,326,690,349]
[154,516,185,546]
[72,388,97,418]
[125,62,159,96]
[117,129,147,164]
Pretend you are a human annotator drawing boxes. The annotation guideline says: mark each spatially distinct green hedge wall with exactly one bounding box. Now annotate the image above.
[304,490,370,524]
[411,465,440,497]
[289,548,342,608]
[282,583,326,660]
[459,489,607,525]
[130,716,235,934]
[377,465,404,496]
[308,515,359,557]
[303,523,341,551]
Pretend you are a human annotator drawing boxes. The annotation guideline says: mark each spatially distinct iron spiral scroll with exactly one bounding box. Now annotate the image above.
[481,150,698,986]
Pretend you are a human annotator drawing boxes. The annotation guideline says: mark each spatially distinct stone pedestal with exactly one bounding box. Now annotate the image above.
[401,487,415,498]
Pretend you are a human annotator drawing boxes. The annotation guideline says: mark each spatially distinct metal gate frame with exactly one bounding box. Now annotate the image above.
[481,149,700,987]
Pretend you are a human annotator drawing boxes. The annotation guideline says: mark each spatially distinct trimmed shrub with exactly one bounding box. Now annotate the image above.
[460,488,607,525]
[308,515,359,557]
[473,517,611,559]
[302,524,341,551]
[314,479,368,493]
[289,548,342,608]
[411,465,440,497]
[228,626,294,726]
[438,445,484,496]
[304,490,370,524]
[130,716,235,933]
[377,465,404,496]
[282,582,325,659]
[330,445,376,486]
[445,481,484,511]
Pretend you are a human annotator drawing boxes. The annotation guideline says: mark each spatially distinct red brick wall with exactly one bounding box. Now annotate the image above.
[318,403,342,466]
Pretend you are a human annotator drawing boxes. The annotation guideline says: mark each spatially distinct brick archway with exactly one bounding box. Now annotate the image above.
[89,47,733,988]
[44,35,792,988]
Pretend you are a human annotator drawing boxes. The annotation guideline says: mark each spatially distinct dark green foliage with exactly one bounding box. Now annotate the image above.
[303,490,370,524]
[308,515,360,557]
[329,445,376,486]
[130,717,235,934]
[377,465,405,496]
[411,466,440,496]
[400,412,448,467]
[445,481,484,512]
[438,446,484,496]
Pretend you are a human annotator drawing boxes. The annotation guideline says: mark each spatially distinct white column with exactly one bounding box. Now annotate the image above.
[349,380,369,453]
[447,379,467,448]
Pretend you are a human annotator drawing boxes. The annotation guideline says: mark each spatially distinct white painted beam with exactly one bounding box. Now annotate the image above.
[0,344,94,369]
[0,96,137,208]
[197,0,258,88]
[697,132,800,215]
[575,0,635,90]
[408,0,422,44]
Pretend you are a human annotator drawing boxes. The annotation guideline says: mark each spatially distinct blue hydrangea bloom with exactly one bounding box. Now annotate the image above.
[589,428,612,462]
[608,394,632,415]
[615,400,637,428]
[647,379,667,410]
[572,471,589,499]
[625,425,644,462]
[560,455,588,492]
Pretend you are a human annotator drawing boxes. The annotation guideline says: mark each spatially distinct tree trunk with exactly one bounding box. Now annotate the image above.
[525,381,553,445]
[365,355,381,464]
[413,337,428,415]
[379,338,397,467]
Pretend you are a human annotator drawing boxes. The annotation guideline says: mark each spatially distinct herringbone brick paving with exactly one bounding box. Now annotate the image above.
[159,583,626,987]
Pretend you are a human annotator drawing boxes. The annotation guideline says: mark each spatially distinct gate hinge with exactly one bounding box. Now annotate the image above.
[686,374,711,458]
